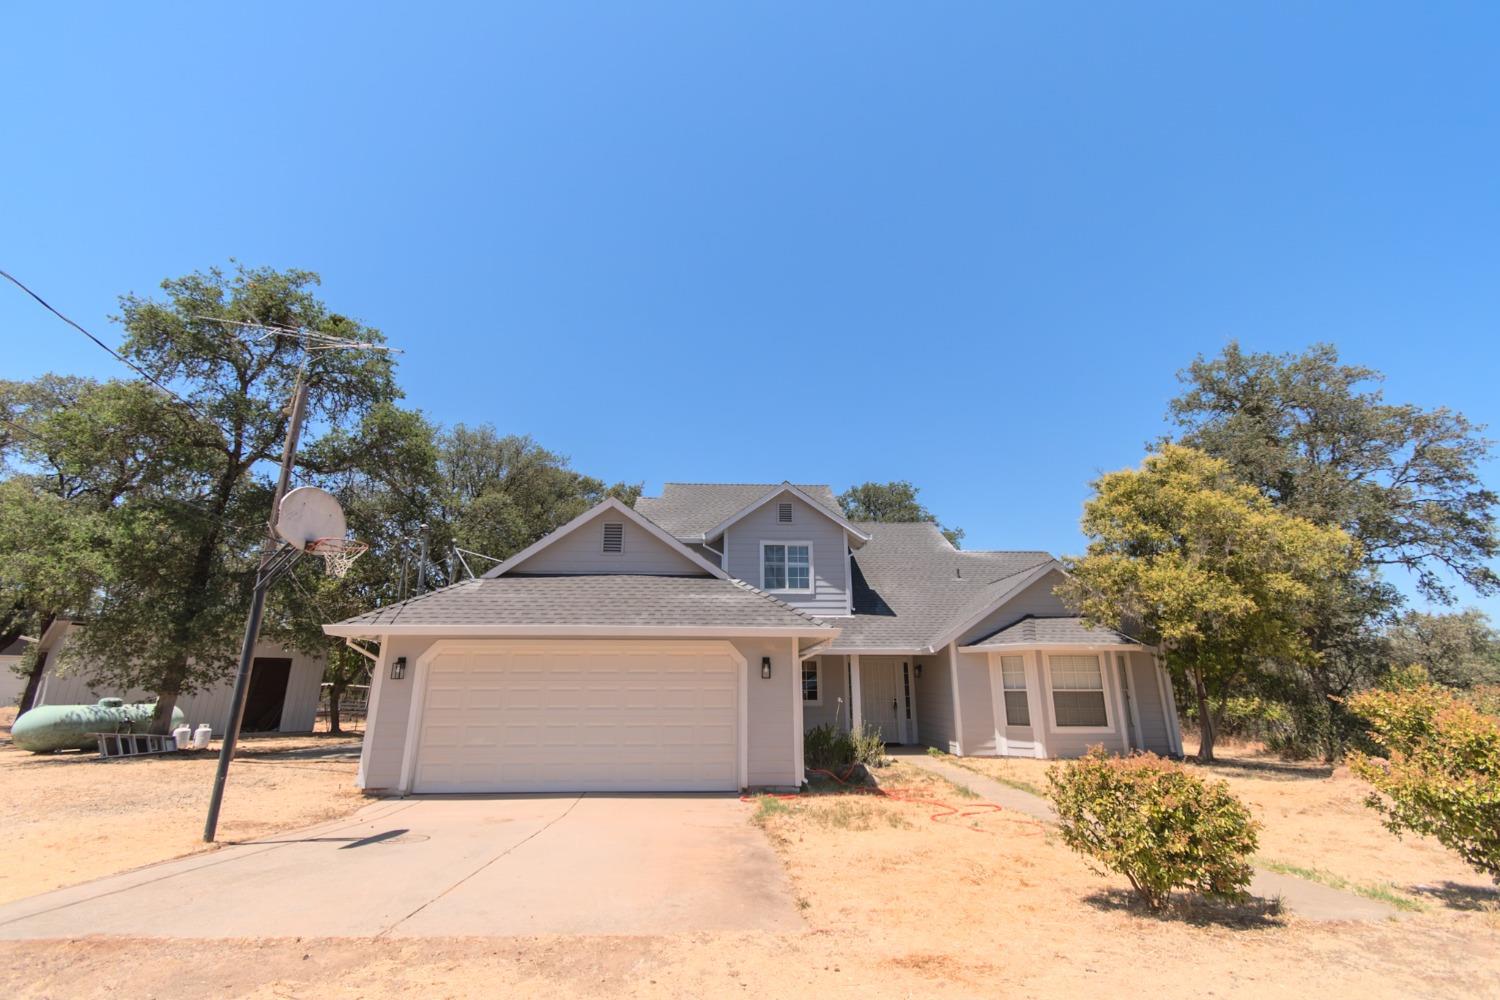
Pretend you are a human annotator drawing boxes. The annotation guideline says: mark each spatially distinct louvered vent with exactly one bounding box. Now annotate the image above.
[602,522,624,553]
[778,502,793,523]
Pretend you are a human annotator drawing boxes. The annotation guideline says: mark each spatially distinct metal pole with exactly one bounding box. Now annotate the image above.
[415,522,430,594]
[203,370,309,843]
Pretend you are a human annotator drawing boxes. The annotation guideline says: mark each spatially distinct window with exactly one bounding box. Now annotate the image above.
[602,522,623,553]
[801,659,820,704]
[762,542,812,592]
[778,502,793,523]
[1049,654,1108,728]
[1000,655,1030,727]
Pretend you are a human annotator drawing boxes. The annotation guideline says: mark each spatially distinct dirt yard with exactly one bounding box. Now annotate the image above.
[2,726,1497,999]
[5,759,1500,998]
[0,706,365,905]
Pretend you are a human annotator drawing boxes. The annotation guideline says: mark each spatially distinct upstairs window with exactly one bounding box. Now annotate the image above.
[762,542,812,592]
[1049,654,1108,728]
[602,522,623,553]
[801,659,820,704]
[1000,655,1030,727]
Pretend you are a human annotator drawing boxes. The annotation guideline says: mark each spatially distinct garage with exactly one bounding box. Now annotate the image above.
[406,640,744,793]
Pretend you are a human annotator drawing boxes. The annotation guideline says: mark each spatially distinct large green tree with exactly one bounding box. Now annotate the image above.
[1166,342,1498,754]
[1058,445,1358,762]
[1385,609,1500,689]
[56,264,398,731]
[838,480,964,547]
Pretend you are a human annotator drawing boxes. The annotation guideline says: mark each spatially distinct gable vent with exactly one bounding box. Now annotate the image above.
[778,502,793,523]
[602,522,624,553]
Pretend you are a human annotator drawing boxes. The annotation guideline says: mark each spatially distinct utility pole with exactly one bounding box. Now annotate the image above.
[203,369,309,842]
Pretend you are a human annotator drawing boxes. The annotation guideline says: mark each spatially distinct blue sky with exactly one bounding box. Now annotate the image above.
[4,3,1498,615]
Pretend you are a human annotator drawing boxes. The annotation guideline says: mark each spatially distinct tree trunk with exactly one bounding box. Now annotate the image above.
[150,678,184,735]
[15,614,56,714]
[1193,668,1216,763]
[328,685,342,735]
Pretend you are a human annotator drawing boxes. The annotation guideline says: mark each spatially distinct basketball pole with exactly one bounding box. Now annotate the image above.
[203,369,310,843]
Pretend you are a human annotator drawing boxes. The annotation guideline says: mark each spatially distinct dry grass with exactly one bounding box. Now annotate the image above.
[0,705,365,905]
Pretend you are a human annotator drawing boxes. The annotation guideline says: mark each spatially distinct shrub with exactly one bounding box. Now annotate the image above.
[804,722,886,771]
[851,722,885,767]
[1046,746,1260,911]
[1346,673,1500,884]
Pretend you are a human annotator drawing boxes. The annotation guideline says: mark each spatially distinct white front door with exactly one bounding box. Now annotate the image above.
[860,657,905,744]
[410,641,740,793]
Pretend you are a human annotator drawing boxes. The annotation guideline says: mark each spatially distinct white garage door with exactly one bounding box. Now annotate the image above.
[412,641,741,793]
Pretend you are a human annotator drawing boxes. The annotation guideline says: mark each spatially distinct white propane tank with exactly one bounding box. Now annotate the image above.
[173,723,193,750]
[192,724,212,749]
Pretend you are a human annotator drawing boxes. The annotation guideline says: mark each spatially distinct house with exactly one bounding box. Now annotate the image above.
[1,636,34,707]
[20,618,325,734]
[324,483,1182,795]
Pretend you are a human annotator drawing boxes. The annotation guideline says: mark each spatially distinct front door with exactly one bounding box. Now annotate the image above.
[860,658,904,744]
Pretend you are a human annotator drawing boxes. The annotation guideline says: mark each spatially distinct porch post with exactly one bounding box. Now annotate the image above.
[1106,649,1131,754]
[849,654,863,732]
[1024,650,1047,759]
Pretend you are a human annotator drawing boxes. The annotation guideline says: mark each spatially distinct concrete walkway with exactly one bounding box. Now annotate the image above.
[893,748,1399,922]
[0,794,801,940]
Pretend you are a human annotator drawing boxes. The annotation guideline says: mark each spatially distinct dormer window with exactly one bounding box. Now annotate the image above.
[761,542,811,592]
[602,522,624,553]
[778,502,793,523]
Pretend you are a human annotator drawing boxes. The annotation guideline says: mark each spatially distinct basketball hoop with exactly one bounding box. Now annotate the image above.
[306,537,369,579]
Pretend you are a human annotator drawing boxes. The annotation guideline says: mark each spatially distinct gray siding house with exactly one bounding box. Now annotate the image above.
[328,482,1181,795]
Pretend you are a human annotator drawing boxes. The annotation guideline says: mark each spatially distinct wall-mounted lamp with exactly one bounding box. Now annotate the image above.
[761,657,772,680]
[391,656,407,680]
[914,662,923,679]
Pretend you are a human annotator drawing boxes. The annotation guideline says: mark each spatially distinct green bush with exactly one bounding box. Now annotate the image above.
[1046,746,1260,911]
[803,722,886,771]
[1347,671,1500,883]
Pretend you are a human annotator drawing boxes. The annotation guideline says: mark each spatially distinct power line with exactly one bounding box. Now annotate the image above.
[0,268,207,418]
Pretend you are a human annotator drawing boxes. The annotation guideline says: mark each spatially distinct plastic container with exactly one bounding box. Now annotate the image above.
[193,724,212,749]
[173,723,193,750]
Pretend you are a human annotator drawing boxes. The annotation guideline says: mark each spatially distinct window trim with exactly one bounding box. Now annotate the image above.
[999,654,1030,727]
[800,658,822,706]
[760,540,814,594]
[1042,652,1114,733]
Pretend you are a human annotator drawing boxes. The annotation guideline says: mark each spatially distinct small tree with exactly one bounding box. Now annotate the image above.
[1047,747,1260,911]
[838,480,964,548]
[1347,670,1500,883]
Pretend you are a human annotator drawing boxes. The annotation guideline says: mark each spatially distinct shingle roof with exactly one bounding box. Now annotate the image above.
[331,575,832,632]
[964,615,1140,648]
[826,521,1056,651]
[635,483,843,539]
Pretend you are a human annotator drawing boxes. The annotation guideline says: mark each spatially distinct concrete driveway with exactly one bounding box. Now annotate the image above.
[0,795,802,939]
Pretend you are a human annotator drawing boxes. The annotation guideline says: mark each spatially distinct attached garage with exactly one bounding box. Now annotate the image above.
[403,640,747,793]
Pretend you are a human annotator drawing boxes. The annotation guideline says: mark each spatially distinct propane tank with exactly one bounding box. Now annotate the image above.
[173,723,193,750]
[11,699,187,753]
[192,724,212,749]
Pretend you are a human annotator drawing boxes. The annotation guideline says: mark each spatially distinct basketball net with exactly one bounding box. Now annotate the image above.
[306,537,370,579]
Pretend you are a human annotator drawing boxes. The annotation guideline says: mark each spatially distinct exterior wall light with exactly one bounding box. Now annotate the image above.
[914,662,923,679]
[391,656,407,680]
[761,657,772,679]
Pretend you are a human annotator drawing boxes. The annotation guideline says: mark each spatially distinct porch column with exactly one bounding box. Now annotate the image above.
[849,654,863,732]
[1024,650,1047,759]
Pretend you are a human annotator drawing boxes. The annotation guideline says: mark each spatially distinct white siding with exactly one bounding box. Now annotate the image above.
[722,494,848,615]
[509,508,705,576]
[359,634,803,793]
[0,657,27,707]
[954,648,998,755]
[801,654,850,732]
[913,650,955,752]
[1127,652,1176,754]
[31,625,323,733]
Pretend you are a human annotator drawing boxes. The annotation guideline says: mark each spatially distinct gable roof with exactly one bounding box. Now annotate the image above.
[635,483,846,540]
[324,574,835,637]
[481,497,726,580]
[959,615,1142,650]
[700,483,872,546]
[825,521,1058,652]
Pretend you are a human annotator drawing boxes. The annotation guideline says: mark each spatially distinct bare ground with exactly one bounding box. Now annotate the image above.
[1,719,1497,999]
[0,705,365,905]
